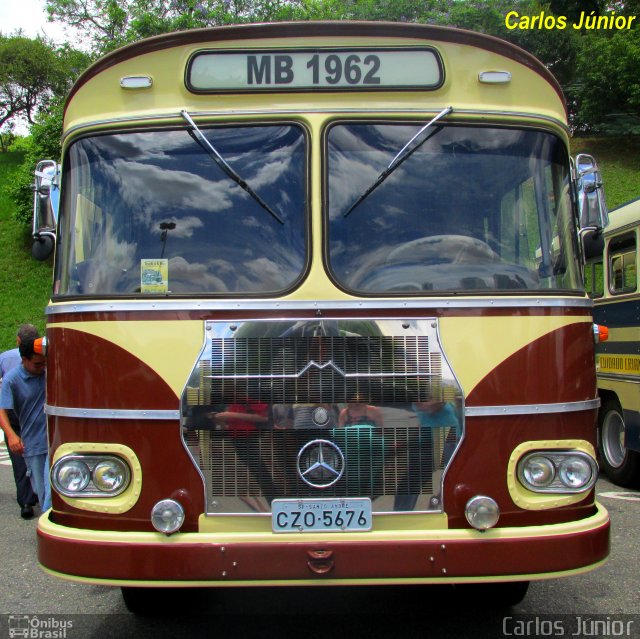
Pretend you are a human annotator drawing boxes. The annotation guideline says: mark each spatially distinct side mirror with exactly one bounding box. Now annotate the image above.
[32,160,59,260]
[575,153,609,230]
[31,233,55,261]
[579,227,604,261]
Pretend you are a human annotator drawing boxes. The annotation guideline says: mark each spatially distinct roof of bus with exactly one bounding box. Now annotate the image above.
[64,21,568,134]
[605,196,640,235]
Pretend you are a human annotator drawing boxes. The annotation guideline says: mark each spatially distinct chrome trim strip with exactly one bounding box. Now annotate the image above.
[45,405,180,420]
[46,401,598,421]
[63,108,568,142]
[46,297,593,316]
[465,399,600,417]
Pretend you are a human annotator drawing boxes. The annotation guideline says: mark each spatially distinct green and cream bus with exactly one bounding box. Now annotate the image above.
[585,196,640,486]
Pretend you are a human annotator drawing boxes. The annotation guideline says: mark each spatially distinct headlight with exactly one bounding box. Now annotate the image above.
[54,460,91,494]
[517,451,597,494]
[51,454,131,497]
[92,459,129,493]
[521,455,555,488]
[558,457,593,489]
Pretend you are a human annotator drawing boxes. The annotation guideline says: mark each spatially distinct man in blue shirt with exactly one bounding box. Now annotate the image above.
[0,325,39,519]
[0,336,50,512]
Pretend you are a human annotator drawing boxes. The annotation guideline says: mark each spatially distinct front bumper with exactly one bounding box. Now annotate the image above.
[38,504,610,587]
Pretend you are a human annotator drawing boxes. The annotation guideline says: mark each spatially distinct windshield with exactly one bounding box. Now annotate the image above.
[54,124,307,297]
[327,123,581,294]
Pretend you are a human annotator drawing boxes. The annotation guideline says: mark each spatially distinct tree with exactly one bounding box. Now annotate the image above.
[45,0,309,53]
[0,36,62,131]
[572,29,640,133]
[0,35,90,136]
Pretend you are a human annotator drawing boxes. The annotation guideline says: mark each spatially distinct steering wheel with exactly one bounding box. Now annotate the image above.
[386,235,500,265]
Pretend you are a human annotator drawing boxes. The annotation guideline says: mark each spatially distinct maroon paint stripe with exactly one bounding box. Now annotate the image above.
[466,323,597,406]
[46,327,178,409]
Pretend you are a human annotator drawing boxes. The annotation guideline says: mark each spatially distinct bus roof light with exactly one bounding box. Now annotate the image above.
[479,71,512,84]
[120,76,153,89]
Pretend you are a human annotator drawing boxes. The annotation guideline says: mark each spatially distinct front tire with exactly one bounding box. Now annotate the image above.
[456,581,530,608]
[598,398,640,487]
[121,587,200,615]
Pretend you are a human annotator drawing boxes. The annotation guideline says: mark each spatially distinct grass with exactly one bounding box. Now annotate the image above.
[0,152,52,349]
[571,136,640,210]
[0,135,638,350]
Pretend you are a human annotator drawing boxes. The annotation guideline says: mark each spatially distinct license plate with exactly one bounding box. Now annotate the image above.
[272,498,372,533]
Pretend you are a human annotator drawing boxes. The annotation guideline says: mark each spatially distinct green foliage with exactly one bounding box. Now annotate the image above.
[572,30,640,133]
[0,152,50,349]
[46,0,312,52]
[8,136,31,153]
[8,99,64,225]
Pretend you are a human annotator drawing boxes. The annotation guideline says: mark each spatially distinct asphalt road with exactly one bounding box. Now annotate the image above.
[1,443,638,639]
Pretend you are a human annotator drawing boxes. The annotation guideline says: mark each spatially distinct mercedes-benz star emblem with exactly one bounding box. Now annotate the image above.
[297,439,345,488]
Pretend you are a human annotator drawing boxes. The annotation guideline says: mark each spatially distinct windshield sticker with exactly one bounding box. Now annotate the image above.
[141,259,168,293]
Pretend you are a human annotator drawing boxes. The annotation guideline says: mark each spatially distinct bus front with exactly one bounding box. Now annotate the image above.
[37,22,609,610]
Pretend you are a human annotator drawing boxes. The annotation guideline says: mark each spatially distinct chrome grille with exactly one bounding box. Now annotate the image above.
[182,319,464,514]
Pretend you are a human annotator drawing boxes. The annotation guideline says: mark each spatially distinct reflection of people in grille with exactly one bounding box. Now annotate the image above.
[209,403,276,506]
[210,403,270,435]
[338,397,383,428]
[393,400,460,511]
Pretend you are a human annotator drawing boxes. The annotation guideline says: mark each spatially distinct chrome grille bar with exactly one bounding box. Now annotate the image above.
[202,335,446,404]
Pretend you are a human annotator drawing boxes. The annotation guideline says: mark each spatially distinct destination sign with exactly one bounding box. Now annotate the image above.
[598,354,640,376]
[187,48,442,92]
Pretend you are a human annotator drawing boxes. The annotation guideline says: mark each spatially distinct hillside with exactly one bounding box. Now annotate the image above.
[571,136,640,210]
[0,153,51,347]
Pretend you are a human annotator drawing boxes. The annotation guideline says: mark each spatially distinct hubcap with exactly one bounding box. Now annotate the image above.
[602,410,626,468]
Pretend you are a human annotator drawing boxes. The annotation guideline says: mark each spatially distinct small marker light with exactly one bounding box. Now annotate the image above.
[120,75,153,89]
[593,324,609,343]
[34,337,47,355]
[478,71,512,84]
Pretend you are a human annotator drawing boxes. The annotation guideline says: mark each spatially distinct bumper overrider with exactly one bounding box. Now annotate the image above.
[38,504,609,586]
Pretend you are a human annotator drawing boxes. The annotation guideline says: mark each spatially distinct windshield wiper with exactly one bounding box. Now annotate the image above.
[180,110,284,225]
[343,106,453,218]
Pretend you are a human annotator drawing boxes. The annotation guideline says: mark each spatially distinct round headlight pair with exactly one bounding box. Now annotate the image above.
[518,451,597,493]
[52,455,130,497]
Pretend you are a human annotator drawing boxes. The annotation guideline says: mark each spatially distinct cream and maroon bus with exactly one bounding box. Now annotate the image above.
[35,21,610,612]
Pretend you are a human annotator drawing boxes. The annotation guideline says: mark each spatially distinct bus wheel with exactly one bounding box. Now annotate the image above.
[457,581,529,608]
[598,399,640,487]
[121,587,193,615]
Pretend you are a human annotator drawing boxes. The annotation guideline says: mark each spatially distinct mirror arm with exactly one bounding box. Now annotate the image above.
[34,230,57,242]
[578,225,601,240]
